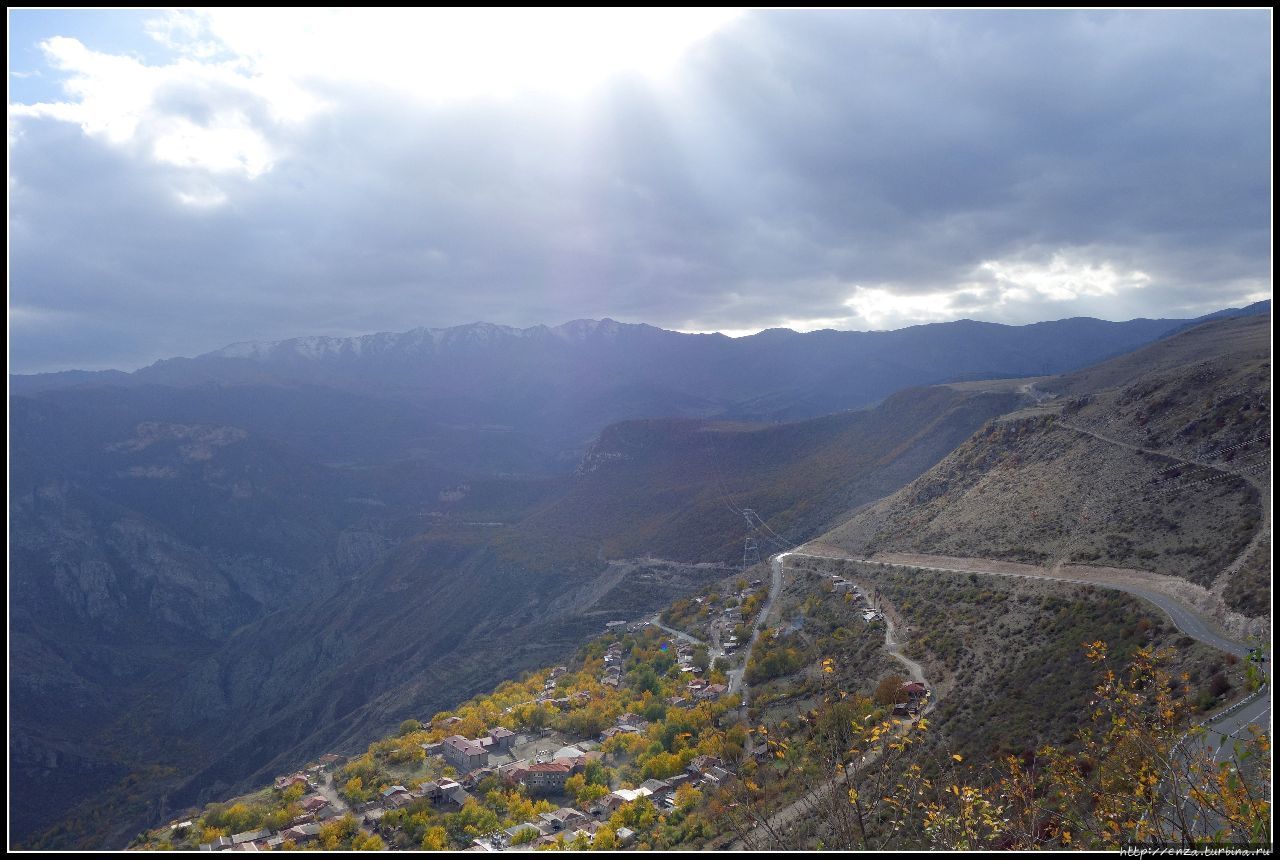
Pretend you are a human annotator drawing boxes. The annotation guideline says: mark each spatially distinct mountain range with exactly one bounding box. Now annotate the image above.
[14,312,1232,474]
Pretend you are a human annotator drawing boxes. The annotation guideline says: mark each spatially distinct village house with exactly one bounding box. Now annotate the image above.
[568,826,599,845]
[379,785,412,808]
[416,780,445,803]
[487,726,517,752]
[515,761,573,794]
[639,778,673,800]
[588,793,625,817]
[893,681,929,716]
[462,767,497,789]
[585,781,656,818]
[413,777,467,808]
[299,795,332,818]
[615,713,648,730]
[687,754,722,775]
[504,821,546,843]
[600,724,641,742]
[538,807,591,832]
[446,783,474,808]
[495,759,529,782]
[280,822,322,845]
[231,829,270,847]
[696,683,728,700]
[701,765,736,789]
[442,735,490,771]
[199,836,233,851]
[273,773,309,792]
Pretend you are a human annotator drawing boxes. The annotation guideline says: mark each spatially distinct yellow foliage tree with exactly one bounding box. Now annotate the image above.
[421,825,449,850]
[592,825,617,850]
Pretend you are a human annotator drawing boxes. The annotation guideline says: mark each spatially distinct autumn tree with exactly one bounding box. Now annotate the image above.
[872,674,907,707]
[318,814,359,850]
[592,825,617,850]
[420,825,449,850]
[351,831,386,850]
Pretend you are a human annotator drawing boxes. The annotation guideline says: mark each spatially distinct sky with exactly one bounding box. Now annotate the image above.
[8,8,1273,373]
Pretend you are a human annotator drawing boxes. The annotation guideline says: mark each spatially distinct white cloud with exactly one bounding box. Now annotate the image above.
[144,10,225,59]
[10,33,326,186]
[152,114,274,177]
[13,36,156,144]
[968,252,1153,304]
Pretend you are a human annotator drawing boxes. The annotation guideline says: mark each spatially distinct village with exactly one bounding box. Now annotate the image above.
[143,564,930,853]
[159,622,751,852]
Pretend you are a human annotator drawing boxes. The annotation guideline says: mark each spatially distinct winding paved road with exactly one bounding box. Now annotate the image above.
[1049,416,1271,777]
[790,549,1270,821]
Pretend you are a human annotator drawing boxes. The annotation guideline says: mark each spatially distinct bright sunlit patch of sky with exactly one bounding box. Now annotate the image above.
[9,9,743,188]
[158,8,743,101]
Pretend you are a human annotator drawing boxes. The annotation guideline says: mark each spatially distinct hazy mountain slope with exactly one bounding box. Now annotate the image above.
[822,315,1270,615]
[12,315,1188,473]
[1155,297,1270,340]
[515,385,1024,564]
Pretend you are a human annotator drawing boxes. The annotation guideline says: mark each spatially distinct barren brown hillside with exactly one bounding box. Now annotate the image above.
[822,315,1271,617]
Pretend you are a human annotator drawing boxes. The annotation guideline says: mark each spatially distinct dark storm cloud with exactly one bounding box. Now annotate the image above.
[8,9,1271,372]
